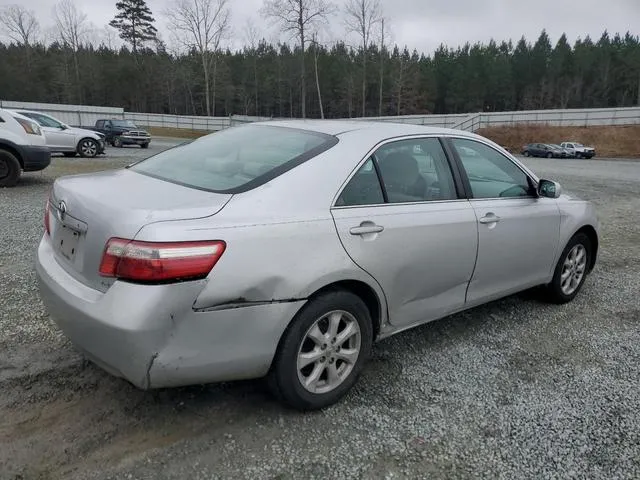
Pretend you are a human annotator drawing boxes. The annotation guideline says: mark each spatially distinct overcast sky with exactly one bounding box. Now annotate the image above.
[3,0,640,54]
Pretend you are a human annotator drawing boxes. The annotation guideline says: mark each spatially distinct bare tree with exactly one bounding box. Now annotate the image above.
[344,0,381,117]
[245,19,261,115]
[166,0,231,116]
[0,5,40,47]
[261,0,335,118]
[311,33,324,118]
[54,0,88,102]
[378,17,386,116]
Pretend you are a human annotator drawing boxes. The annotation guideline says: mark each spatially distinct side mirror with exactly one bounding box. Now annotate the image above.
[60,124,68,130]
[538,179,562,199]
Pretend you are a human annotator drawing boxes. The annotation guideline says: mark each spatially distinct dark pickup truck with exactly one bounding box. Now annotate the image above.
[91,119,151,149]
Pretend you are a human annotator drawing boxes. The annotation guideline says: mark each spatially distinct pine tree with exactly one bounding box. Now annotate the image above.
[109,0,157,54]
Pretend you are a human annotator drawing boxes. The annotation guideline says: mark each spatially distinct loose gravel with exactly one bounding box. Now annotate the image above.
[0,147,639,480]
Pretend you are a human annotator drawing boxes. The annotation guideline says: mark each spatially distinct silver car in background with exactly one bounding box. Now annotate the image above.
[13,109,105,158]
[36,121,599,410]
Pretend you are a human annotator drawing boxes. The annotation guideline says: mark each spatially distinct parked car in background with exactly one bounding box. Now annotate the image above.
[521,143,564,158]
[548,144,570,158]
[92,119,151,148]
[0,109,50,187]
[37,121,599,410]
[560,142,596,159]
[12,110,105,158]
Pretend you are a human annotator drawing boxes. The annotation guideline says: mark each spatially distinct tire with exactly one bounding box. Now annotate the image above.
[523,151,530,157]
[268,290,374,411]
[546,152,553,158]
[113,137,123,148]
[63,152,77,158]
[575,152,582,159]
[77,138,99,158]
[0,149,21,187]
[544,233,592,304]
[140,142,149,149]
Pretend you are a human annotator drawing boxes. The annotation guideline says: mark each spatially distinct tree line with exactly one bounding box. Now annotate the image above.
[0,0,639,120]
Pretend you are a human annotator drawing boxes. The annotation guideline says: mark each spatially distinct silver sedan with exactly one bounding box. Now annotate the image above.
[36,121,599,410]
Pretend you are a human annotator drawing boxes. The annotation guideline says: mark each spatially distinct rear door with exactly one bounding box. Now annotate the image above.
[447,137,560,305]
[331,136,478,327]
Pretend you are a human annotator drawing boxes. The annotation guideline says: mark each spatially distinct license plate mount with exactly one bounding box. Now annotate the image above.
[57,225,80,262]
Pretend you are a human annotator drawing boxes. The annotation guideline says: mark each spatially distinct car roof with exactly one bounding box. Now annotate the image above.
[256,119,478,138]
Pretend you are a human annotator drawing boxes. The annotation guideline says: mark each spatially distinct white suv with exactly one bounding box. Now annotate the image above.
[0,109,50,187]
[11,109,105,158]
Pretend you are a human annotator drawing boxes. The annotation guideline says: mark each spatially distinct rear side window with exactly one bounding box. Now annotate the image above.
[131,125,338,193]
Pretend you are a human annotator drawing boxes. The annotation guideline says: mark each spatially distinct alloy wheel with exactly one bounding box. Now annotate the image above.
[560,244,587,295]
[296,310,362,394]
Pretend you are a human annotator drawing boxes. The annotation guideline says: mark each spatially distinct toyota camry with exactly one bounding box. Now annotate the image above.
[36,121,599,410]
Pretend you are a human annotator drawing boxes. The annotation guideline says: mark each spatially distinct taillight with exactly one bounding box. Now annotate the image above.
[44,199,51,235]
[99,238,225,283]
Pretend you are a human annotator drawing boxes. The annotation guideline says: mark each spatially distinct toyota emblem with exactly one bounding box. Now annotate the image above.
[58,201,67,221]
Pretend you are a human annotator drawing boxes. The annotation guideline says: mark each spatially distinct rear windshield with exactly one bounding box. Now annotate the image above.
[130,125,338,193]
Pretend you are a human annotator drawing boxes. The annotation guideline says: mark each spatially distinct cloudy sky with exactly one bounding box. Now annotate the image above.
[4,0,640,54]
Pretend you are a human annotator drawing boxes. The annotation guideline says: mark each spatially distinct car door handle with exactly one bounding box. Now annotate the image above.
[349,224,384,235]
[479,213,501,224]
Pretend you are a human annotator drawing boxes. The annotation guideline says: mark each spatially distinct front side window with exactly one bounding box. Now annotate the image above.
[132,125,337,193]
[23,112,62,128]
[451,138,534,199]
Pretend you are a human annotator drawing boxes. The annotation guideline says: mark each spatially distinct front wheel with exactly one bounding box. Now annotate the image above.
[140,142,149,149]
[78,138,99,158]
[113,137,123,148]
[545,233,592,304]
[546,152,553,158]
[523,151,530,157]
[268,290,373,410]
[575,152,582,159]
[0,149,21,187]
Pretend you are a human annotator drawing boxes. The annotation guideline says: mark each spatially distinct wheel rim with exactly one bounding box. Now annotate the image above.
[114,138,121,147]
[297,310,362,394]
[0,159,8,179]
[80,140,97,156]
[560,244,587,295]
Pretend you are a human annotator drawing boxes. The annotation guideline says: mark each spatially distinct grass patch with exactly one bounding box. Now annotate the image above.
[478,124,640,158]
[146,126,211,139]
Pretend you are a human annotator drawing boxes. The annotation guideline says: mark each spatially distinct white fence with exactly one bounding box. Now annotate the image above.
[1,99,639,132]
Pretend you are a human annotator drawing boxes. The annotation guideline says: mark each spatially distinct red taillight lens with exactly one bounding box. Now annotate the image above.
[44,199,51,235]
[99,238,226,283]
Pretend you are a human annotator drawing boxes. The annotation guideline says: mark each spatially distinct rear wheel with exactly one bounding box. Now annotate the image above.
[544,233,592,304]
[268,290,373,410]
[523,151,530,157]
[0,149,21,187]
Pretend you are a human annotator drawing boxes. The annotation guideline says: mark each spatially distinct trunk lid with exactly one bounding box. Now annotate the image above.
[49,168,232,292]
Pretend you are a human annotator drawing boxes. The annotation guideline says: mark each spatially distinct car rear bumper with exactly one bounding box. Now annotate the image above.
[20,145,51,172]
[36,235,305,389]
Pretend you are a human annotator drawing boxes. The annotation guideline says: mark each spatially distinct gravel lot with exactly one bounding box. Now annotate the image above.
[1,141,639,480]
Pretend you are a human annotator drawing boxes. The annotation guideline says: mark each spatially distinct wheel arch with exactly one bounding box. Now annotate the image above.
[575,224,598,272]
[0,142,24,168]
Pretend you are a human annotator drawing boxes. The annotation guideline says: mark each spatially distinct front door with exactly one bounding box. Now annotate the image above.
[28,112,76,151]
[331,137,478,327]
[448,137,561,305]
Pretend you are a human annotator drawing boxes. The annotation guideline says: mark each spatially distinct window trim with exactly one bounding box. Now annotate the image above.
[332,134,466,209]
[443,136,540,201]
